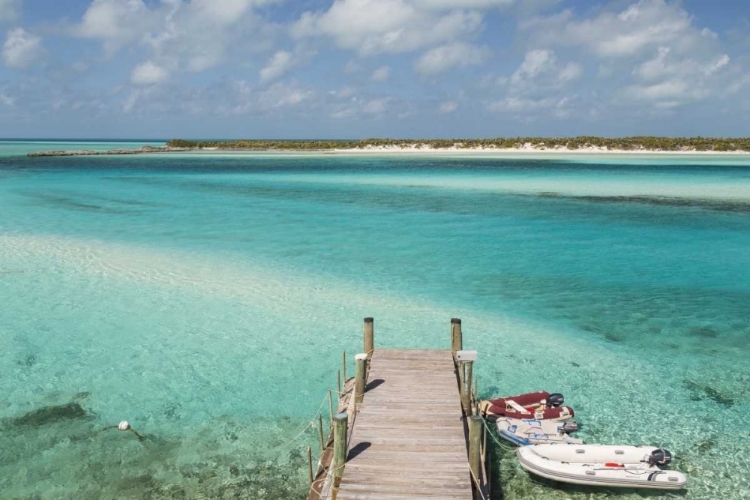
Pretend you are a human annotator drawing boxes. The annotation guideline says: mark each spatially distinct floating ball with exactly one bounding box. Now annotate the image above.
[118,421,130,431]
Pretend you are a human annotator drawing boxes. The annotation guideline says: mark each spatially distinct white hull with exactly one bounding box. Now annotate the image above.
[516,445,687,490]
[496,418,582,446]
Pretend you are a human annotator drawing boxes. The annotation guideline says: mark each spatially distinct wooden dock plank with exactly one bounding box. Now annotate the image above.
[335,349,472,500]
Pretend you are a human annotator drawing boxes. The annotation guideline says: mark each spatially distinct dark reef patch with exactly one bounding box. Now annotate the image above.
[683,380,734,407]
[9,402,87,427]
[539,192,750,214]
[691,326,720,338]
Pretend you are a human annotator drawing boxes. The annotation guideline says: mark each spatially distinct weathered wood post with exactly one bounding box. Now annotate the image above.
[462,360,474,415]
[456,350,477,416]
[317,414,325,451]
[354,353,368,406]
[451,318,463,356]
[307,446,314,485]
[363,317,374,358]
[342,351,347,383]
[468,415,483,492]
[328,390,334,429]
[332,412,349,494]
[337,369,342,395]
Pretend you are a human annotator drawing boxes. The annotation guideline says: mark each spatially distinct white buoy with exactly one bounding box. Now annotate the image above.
[118,420,131,431]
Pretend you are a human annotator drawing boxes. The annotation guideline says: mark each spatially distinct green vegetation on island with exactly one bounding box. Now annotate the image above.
[166,137,750,152]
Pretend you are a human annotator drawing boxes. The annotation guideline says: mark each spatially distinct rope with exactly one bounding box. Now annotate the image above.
[270,392,331,453]
[469,466,490,500]
[481,417,517,451]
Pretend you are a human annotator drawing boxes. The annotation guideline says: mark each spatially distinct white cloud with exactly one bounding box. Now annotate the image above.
[521,0,716,58]
[518,0,740,110]
[131,60,168,85]
[415,42,489,75]
[3,27,41,68]
[503,49,582,94]
[408,0,513,9]
[363,97,391,114]
[489,96,556,112]
[0,0,21,22]
[439,100,458,114]
[292,0,484,55]
[74,0,153,54]
[73,0,281,71]
[0,92,14,106]
[260,50,294,82]
[371,65,391,82]
[488,49,581,117]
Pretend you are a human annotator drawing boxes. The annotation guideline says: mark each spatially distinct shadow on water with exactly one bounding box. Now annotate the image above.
[8,402,88,427]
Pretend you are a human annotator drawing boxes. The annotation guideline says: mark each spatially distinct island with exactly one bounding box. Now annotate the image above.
[27,137,750,157]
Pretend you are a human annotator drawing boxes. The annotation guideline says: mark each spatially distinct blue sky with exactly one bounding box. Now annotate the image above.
[0,0,749,139]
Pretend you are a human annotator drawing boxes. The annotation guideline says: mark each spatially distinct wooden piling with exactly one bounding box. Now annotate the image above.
[451,318,463,355]
[332,412,349,492]
[468,415,483,490]
[363,317,374,358]
[461,360,474,416]
[354,353,368,405]
[318,414,325,452]
[327,390,334,429]
[337,369,342,395]
[307,446,314,485]
[342,351,347,384]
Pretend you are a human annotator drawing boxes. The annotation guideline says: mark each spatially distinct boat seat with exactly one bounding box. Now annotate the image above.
[506,399,532,414]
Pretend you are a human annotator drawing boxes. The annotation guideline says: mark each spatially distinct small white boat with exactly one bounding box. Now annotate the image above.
[516,444,687,490]
[495,417,583,446]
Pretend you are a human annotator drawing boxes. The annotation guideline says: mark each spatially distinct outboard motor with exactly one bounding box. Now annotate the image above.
[559,422,579,434]
[648,449,673,468]
[548,393,565,407]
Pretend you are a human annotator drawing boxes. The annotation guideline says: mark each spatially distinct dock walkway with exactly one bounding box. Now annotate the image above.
[336,349,472,500]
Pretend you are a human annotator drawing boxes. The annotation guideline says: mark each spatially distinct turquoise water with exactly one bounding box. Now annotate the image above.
[1,145,749,499]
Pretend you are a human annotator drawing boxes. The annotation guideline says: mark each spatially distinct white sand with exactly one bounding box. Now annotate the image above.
[327,143,750,155]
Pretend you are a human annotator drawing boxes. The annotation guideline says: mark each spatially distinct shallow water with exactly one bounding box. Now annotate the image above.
[1,146,749,499]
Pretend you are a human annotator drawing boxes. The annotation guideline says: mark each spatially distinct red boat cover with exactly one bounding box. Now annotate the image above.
[483,391,575,420]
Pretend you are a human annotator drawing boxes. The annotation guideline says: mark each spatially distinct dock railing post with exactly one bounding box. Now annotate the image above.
[317,414,325,452]
[332,412,349,496]
[364,317,374,359]
[451,318,463,357]
[468,415,483,494]
[461,360,474,415]
[354,353,368,406]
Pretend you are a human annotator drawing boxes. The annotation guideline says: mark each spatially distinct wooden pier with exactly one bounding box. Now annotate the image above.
[308,318,489,500]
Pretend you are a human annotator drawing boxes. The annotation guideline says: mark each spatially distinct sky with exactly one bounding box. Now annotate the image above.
[0,0,749,139]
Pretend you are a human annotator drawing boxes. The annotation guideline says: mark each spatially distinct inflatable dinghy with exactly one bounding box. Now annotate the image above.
[516,444,687,490]
[481,391,574,421]
[495,417,582,446]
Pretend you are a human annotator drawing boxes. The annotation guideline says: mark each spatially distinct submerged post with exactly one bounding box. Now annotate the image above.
[468,415,483,491]
[354,353,368,405]
[332,412,349,494]
[451,318,463,356]
[363,317,374,358]
[307,446,314,485]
